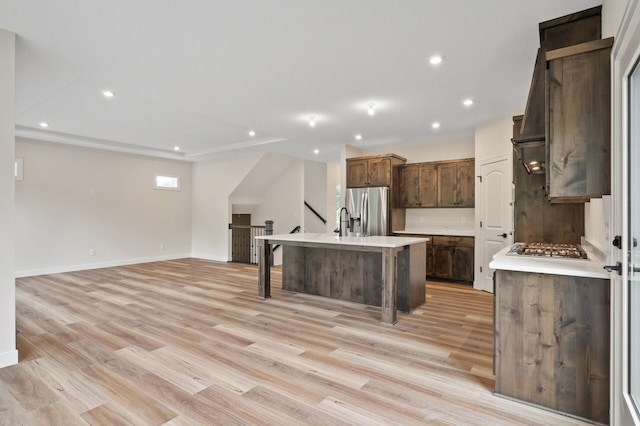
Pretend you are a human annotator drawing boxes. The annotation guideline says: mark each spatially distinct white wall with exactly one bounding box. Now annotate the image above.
[326,163,340,232]
[474,114,514,162]
[251,160,304,265]
[191,153,261,261]
[15,138,193,276]
[303,160,328,233]
[0,28,17,368]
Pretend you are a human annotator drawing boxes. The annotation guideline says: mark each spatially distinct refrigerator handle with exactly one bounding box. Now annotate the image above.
[362,192,369,236]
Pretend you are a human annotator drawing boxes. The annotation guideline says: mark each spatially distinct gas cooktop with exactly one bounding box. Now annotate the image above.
[507,242,588,259]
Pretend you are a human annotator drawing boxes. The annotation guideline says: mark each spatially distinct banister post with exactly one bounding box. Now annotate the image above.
[265,220,273,236]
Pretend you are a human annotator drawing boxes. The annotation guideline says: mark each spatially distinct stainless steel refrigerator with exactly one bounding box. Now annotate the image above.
[345,186,390,236]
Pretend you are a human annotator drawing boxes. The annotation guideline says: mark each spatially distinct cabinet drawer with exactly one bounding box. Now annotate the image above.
[432,236,474,247]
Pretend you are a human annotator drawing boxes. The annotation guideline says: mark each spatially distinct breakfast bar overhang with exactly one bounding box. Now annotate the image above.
[255,233,427,325]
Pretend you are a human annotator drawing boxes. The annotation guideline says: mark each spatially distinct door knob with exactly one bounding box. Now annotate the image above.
[497,233,507,238]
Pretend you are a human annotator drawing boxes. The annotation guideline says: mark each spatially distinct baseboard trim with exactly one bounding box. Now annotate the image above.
[0,349,18,369]
[15,253,192,278]
[189,253,229,263]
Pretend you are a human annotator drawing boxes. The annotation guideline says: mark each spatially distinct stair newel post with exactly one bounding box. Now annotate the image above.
[258,220,274,299]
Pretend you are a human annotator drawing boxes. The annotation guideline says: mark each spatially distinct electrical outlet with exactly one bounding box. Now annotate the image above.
[89,249,96,256]
[160,243,165,250]
[461,217,466,223]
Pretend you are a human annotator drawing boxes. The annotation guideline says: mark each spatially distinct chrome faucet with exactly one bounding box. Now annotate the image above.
[339,207,349,236]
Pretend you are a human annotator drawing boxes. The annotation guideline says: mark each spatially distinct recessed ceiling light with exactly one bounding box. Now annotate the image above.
[355,134,362,140]
[102,90,115,98]
[367,103,376,116]
[39,122,49,128]
[429,55,443,65]
[308,116,316,127]
[174,146,180,151]
[463,98,474,107]
[432,122,440,129]
[313,149,319,154]
[248,130,256,137]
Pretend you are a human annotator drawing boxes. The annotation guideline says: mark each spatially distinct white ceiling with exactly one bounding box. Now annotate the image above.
[1,0,602,163]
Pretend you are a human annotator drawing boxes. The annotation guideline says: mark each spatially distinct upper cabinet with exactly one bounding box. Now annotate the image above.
[398,163,437,208]
[546,38,613,202]
[398,159,474,208]
[346,154,406,188]
[438,160,474,208]
[514,6,611,203]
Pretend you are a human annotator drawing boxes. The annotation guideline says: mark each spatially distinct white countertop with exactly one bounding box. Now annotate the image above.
[255,233,428,248]
[489,244,610,279]
[394,228,475,237]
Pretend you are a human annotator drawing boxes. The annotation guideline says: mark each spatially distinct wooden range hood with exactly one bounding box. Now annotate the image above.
[512,6,602,174]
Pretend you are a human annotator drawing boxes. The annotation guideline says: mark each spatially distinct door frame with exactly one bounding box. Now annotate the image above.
[611,0,640,423]
[474,153,513,293]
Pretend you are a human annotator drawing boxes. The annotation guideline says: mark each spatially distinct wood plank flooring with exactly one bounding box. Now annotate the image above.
[1,258,594,425]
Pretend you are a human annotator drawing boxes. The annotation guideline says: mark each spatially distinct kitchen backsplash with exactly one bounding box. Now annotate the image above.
[405,208,475,230]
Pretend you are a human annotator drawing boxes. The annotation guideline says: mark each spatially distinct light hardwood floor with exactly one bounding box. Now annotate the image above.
[1,258,593,425]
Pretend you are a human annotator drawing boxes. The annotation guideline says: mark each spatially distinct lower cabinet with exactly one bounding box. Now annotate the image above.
[431,236,474,282]
[400,234,474,283]
[494,270,609,424]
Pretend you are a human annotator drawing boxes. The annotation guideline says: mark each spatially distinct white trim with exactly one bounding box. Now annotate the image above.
[15,253,191,278]
[0,349,18,369]
[189,253,231,263]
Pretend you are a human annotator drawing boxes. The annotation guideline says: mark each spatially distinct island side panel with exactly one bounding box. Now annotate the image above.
[396,243,426,313]
[408,242,426,311]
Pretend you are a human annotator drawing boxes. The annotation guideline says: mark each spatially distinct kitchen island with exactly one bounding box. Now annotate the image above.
[255,233,427,325]
[489,243,610,424]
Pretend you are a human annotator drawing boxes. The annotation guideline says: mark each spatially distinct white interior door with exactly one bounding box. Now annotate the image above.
[477,157,512,293]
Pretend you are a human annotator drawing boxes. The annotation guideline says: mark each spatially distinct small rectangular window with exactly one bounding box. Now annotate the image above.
[14,158,23,181]
[154,174,180,190]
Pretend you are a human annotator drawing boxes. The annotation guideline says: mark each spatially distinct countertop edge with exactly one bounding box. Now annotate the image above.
[489,246,610,279]
[394,229,475,237]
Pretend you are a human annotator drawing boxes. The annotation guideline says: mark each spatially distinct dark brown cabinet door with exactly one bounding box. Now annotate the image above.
[457,161,475,207]
[546,39,612,201]
[367,158,392,186]
[437,163,458,207]
[419,164,438,207]
[346,159,368,187]
[399,165,421,207]
[432,246,453,279]
[452,247,474,281]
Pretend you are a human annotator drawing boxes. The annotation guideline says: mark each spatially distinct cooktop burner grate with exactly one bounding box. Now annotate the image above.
[507,242,588,259]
